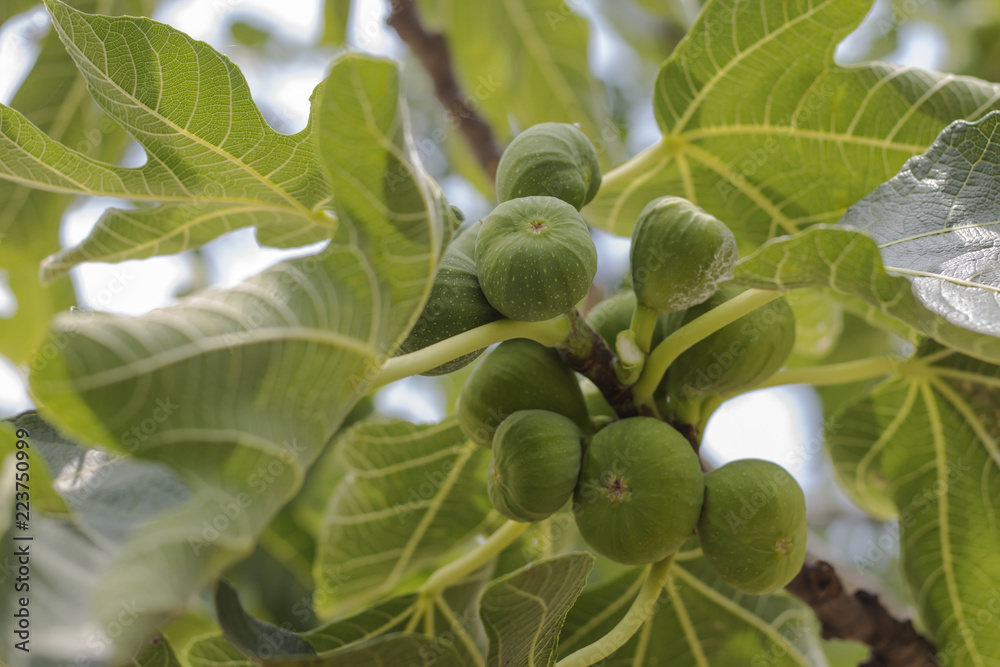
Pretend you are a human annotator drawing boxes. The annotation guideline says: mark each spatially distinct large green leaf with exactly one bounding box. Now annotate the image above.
[422,0,613,151]
[586,0,1000,244]
[22,51,447,661]
[479,553,593,667]
[314,419,493,615]
[837,112,1000,337]
[733,226,1000,365]
[0,0,151,362]
[831,343,1000,665]
[557,548,823,666]
[0,1,335,283]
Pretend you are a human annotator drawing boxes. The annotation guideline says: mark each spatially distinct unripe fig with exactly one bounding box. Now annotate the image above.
[630,196,738,313]
[585,291,636,347]
[488,410,584,522]
[476,196,597,322]
[697,459,807,595]
[585,291,684,349]
[457,338,591,448]
[581,380,615,421]
[574,417,704,565]
[668,286,795,399]
[496,122,601,211]
[397,225,503,374]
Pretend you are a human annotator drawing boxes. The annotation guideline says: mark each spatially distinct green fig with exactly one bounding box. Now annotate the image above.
[574,417,704,565]
[630,196,738,313]
[496,122,602,210]
[397,225,503,374]
[476,196,597,322]
[698,459,807,595]
[668,286,795,399]
[457,338,591,448]
[488,410,584,522]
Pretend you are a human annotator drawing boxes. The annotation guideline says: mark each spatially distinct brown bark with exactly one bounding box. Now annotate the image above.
[386,0,503,182]
[786,561,940,667]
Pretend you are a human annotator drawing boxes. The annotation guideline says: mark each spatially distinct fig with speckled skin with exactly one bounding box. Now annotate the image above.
[668,286,795,399]
[496,122,601,210]
[697,459,807,595]
[574,417,704,565]
[457,338,591,448]
[397,225,502,374]
[487,410,583,522]
[630,196,738,313]
[476,196,597,322]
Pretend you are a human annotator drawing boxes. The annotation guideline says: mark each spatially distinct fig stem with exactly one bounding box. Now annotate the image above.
[555,308,643,417]
[633,288,784,400]
[591,140,670,202]
[752,355,904,389]
[420,519,530,597]
[556,552,676,667]
[613,329,645,385]
[628,303,660,354]
[375,316,570,386]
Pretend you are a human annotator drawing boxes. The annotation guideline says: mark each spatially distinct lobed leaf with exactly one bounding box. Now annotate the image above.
[557,547,823,666]
[587,0,1000,245]
[23,52,447,662]
[0,1,336,282]
[830,343,1000,665]
[733,226,1000,365]
[479,552,593,667]
[313,419,493,615]
[837,112,1000,337]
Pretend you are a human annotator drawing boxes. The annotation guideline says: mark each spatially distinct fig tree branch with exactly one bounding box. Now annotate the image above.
[786,560,940,667]
[554,309,643,419]
[386,0,503,182]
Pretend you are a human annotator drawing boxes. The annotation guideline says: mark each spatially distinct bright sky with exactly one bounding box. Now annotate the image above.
[0,0,948,490]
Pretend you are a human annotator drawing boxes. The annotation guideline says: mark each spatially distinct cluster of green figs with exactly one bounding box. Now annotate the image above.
[398,123,807,594]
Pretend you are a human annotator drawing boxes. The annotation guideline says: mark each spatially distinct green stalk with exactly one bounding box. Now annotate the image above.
[556,553,676,667]
[375,316,570,386]
[754,356,903,389]
[420,520,529,597]
[629,303,660,354]
[633,289,783,400]
[614,329,645,385]
[594,141,671,198]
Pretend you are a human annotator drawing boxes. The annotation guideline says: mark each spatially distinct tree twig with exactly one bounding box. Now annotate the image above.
[554,309,645,419]
[786,560,940,667]
[386,0,503,182]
